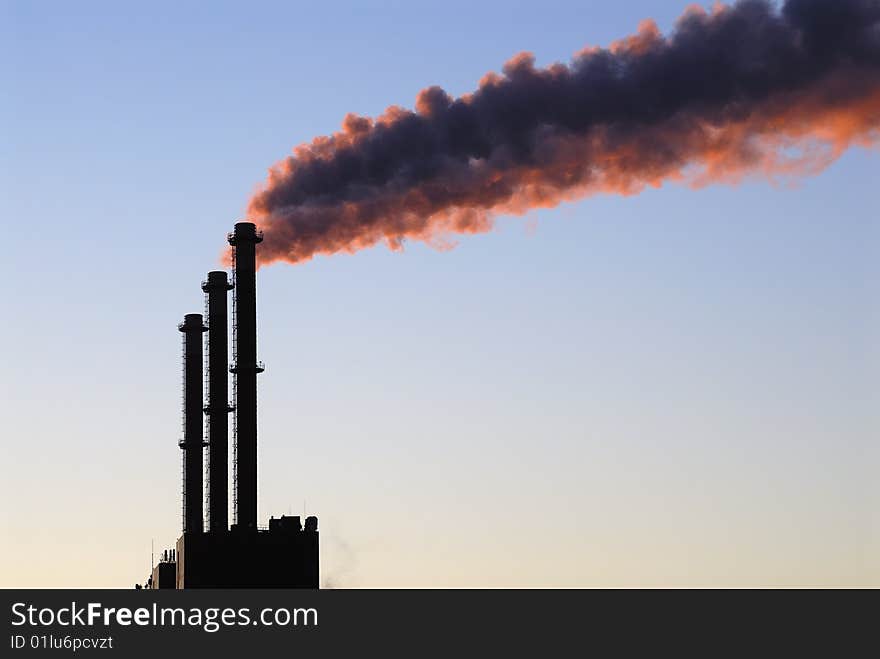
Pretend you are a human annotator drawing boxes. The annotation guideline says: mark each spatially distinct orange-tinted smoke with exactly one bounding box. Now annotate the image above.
[245,0,880,266]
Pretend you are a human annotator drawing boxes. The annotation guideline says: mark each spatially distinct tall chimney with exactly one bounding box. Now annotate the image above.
[228,222,264,530]
[178,313,207,534]
[202,271,234,533]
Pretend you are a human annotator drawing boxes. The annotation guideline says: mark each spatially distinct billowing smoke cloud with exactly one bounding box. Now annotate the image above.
[247,0,880,266]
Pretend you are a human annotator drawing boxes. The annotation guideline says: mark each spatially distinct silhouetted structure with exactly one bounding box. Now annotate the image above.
[178,313,207,534]
[143,221,318,589]
[228,222,263,531]
[151,550,176,589]
[175,515,318,588]
[202,271,233,533]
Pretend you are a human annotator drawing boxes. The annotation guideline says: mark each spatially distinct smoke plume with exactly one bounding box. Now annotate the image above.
[247,0,880,266]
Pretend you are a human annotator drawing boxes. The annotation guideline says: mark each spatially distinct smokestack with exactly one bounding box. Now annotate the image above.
[228,222,264,530]
[178,313,207,534]
[202,271,234,533]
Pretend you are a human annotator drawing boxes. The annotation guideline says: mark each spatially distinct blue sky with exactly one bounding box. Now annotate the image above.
[1,0,877,586]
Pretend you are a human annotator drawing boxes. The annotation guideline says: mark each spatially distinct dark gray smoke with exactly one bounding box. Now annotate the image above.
[246,0,880,266]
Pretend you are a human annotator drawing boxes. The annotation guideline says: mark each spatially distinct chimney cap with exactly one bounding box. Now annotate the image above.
[202,270,233,292]
[228,221,264,245]
[178,313,207,332]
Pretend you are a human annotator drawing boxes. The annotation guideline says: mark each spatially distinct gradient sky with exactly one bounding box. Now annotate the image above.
[1,0,877,587]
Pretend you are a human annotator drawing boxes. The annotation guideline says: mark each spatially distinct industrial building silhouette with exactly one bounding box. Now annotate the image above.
[142,222,318,588]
